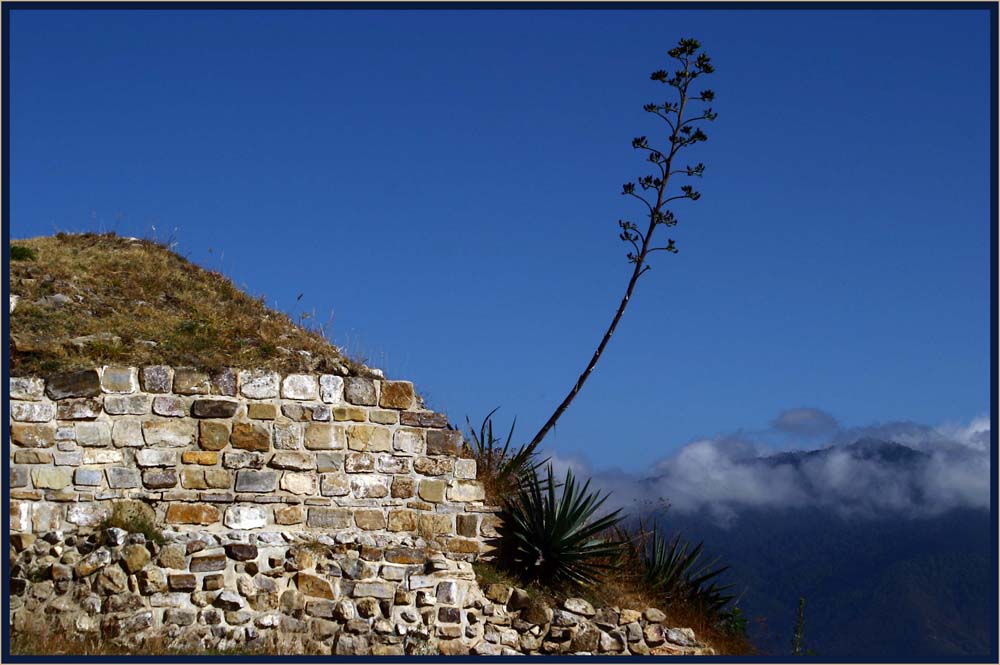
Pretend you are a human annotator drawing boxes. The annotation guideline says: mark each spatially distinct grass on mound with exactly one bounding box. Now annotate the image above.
[8,233,372,377]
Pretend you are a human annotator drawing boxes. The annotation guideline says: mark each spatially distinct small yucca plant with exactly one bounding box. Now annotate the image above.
[498,465,624,588]
[466,408,545,500]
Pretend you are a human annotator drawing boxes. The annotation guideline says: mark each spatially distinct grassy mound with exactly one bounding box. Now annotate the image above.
[8,233,369,377]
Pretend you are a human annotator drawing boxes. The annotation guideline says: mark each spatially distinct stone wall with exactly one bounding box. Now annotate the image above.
[7,366,709,656]
[8,366,491,554]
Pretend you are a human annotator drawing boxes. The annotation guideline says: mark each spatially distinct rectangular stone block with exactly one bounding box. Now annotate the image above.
[231,422,270,452]
[274,504,306,525]
[11,423,56,448]
[305,423,344,450]
[224,505,267,529]
[153,395,187,417]
[136,449,178,467]
[426,429,463,456]
[379,381,414,410]
[320,473,350,496]
[355,509,387,530]
[166,503,221,525]
[32,467,72,489]
[10,377,45,401]
[182,451,219,465]
[173,368,211,395]
[319,375,344,404]
[282,374,319,400]
[454,458,477,480]
[83,449,123,464]
[101,366,138,393]
[393,428,424,456]
[234,470,277,492]
[351,474,390,499]
[280,472,317,495]
[368,409,398,425]
[347,425,391,453]
[344,377,377,406]
[142,365,174,393]
[104,394,151,415]
[190,553,227,572]
[199,420,230,450]
[46,370,101,399]
[14,450,52,464]
[74,468,104,486]
[270,451,315,470]
[107,467,141,489]
[181,469,209,489]
[333,406,367,422]
[191,399,239,419]
[387,509,418,532]
[307,508,352,529]
[248,402,278,420]
[418,479,446,503]
[315,452,344,473]
[353,581,395,599]
[239,369,280,399]
[377,456,410,475]
[142,419,196,447]
[11,400,56,422]
[205,469,232,489]
[448,480,485,502]
[143,468,178,489]
[399,411,448,428]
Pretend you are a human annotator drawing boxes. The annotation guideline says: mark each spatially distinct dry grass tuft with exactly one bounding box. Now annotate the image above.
[8,232,375,377]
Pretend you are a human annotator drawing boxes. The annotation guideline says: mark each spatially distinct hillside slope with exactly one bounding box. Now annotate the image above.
[8,233,370,377]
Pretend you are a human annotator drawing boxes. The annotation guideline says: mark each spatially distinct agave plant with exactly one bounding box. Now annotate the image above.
[498,465,624,588]
[621,521,735,616]
[466,408,545,497]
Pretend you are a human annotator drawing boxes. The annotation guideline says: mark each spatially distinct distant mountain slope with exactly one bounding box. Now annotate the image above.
[8,233,373,377]
[641,439,994,659]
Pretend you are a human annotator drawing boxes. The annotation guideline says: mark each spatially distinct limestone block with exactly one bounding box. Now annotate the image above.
[239,369,280,399]
[333,406,367,422]
[83,449,123,464]
[10,377,45,401]
[135,449,178,467]
[379,381,414,409]
[107,467,141,489]
[152,395,187,417]
[141,366,174,393]
[350,474,391,499]
[142,419,196,447]
[344,377,377,406]
[231,422,270,452]
[45,370,101,399]
[354,509,387,530]
[347,425,391,453]
[282,374,319,400]
[104,394,151,415]
[426,429,462,456]
[270,451,315,470]
[320,473,350,496]
[67,503,111,527]
[11,400,56,422]
[305,423,344,450]
[273,421,303,450]
[454,458,477,480]
[319,375,344,404]
[248,402,278,420]
[112,419,144,447]
[235,470,278,492]
[199,421,231,450]
[11,423,56,448]
[225,505,268,529]
[307,508,352,529]
[173,368,211,395]
[191,399,239,418]
[166,503,220,525]
[101,366,138,393]
[31,467,71,489]
[447,480,485,502]
[280,472,317,495]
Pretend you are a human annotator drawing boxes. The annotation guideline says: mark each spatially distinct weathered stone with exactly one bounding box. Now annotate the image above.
[101,366,138,393]
[46,370,101,399]
[456,514,479,537]
[376,456,410,474]
[353,581,395,599]
[571,624,602,652]
[158,544,187,569]
[643,607,667,623]
[274,504,306,525]
[281,374,319,400]
[351,474,391,498]
[211,368,237,396]
[97,565,130,594]
[618,608,641,625]
[199,420,230,450]
[522,598,553,626]
[142,419,196,446]
[320,473,350,496]
[122,543,152,573]
[224,505,268,529]
[10,466,28,488]
[485,583,512,604]
[333,406,367,422]
[563,597,596,617]
[10,377,45,401]
[14,450,52,464]
[247,402,277,420]
[368,409,398,424]
[445,538,480,554]
[231,422,270,452]
[67,502,111,526]
[664,627,699,647]
[107,467,141,488]
[391,477,416,498]
[112,419,144,447]
[270,451,315,470]
[141,366,173,393]
[507,588,531,611]
[419,513,453,536]
[103,394,150,415]
[272,421,302,449]
[168,573,197,591]
[305,423,343,450]
[190,553,227,572]
[173,368,211,395]
[136,568,168,594]
[414,457,452,476]
[83,448,123,464]
[142,468,178,489]
[426,429,463,456]
[345,452,375,473]
[223,451,266,469]
[355,509,387,530]
[164,609,196,626]
[297,572,335,599]
[166,503,220,524]
[347,425,391,452]
[315,452,344,472]
[281,472,317,495]
[319,375,344,403]
[379,381,414,409]
[76,421,111,446]
[74,468,103,486]
[203,574,225,591]
[12,423,56,448]
[75,547,112,577]
[239,369,280,399]
[191,399,239,418]
[152,395,187,417]
[235,470,277,492]
[31,467,71,489]
[215,590,244,611]
[205,469,231,488]
[135,449,177,467]
[182,450,218,465]
[447,480,485,503]
[418,479,446,503]
[643,623,666,646]
[307,508,352,529]
[455,458,477,479]
[399,411,448,428]
[11,400,57,422]
[344,377,377,406]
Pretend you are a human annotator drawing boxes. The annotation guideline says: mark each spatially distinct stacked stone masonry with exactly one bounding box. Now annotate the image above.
[8,366,709,655]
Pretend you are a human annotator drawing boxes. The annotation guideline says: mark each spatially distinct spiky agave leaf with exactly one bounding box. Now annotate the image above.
[501,465,624,588]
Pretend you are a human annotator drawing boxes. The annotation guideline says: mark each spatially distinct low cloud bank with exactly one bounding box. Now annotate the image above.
[547,414,991,526]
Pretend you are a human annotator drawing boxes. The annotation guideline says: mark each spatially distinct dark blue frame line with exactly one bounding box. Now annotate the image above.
[1,2,996,664]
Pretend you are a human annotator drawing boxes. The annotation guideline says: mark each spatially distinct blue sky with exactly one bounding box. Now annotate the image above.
[8,7,992,471]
